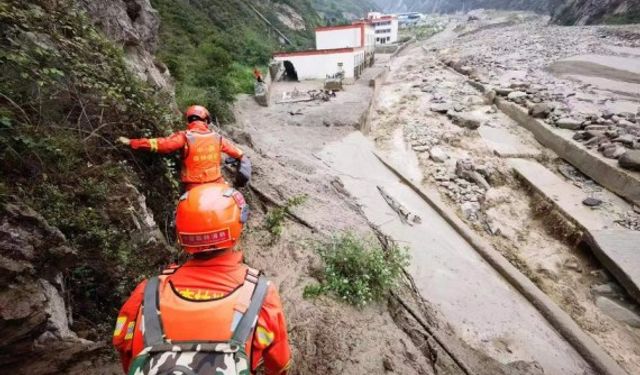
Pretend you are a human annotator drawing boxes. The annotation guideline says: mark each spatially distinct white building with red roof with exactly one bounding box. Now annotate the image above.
[272,20,375,82]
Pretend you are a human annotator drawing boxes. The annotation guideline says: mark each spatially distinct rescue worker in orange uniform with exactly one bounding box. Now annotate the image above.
[112,184,291,374]
[253,67,263,83]
[118,105,251,190]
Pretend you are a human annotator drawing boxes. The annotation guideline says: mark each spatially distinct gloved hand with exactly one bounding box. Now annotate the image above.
[117,136,131,146]
[235,156,252,188]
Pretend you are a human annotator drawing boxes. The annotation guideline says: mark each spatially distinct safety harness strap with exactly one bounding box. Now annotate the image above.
[231,274,269,345]
[142,276,164,346]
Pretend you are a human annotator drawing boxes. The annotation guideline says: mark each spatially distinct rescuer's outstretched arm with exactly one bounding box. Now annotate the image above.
[118,131,187,154]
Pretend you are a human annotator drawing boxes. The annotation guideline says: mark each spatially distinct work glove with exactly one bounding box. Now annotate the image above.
[117,136,131,146]
[235,156,252,188]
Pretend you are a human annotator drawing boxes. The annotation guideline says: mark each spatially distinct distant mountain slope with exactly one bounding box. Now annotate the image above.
[311,0,379,20]
[552,0,640,25]
[376,0,640,25]
[376,0,556,14]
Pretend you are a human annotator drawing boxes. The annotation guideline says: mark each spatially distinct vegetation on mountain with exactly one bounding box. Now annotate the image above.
[151,0,321,122]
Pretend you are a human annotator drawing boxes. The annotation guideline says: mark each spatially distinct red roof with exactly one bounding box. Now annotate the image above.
[370,15,397,22]
[315,24,360,32]
[273,47,363,58]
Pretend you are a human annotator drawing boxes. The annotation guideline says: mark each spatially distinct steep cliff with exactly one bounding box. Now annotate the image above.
[0,0,178,372]
[78,0,172,91]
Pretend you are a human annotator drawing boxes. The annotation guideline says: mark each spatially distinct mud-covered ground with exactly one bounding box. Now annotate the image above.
[368,13,640,374]
[229,68,552,375]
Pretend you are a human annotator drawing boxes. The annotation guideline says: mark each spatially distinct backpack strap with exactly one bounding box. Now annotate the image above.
[231,271,269,345]
[142,276,165,346]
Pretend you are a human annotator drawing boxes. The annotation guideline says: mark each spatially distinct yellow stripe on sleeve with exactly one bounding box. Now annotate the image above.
[124,321,136,340]
[149,139,158,152]
[113,316,127,337]
[256,326,274,346]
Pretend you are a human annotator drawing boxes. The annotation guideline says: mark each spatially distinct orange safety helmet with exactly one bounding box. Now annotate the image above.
[175,183,248,254]
[185,105,211,124]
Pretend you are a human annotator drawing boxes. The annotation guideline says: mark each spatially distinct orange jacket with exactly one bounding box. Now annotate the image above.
[129,121,243,183]
[113,250,291,375]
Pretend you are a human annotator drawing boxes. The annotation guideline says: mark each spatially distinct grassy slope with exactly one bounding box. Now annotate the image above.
[151,0,320,122]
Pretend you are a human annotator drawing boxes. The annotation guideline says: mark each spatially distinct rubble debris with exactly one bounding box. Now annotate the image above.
[455,159,490,190]
[429,146,449,163]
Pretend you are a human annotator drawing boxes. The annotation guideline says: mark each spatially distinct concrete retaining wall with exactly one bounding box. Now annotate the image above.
[375,153,630,375]
[496,98,640,206]
[360,69,389,134]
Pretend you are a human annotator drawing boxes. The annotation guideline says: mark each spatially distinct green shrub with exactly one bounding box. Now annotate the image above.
[304,232,409,307]
[265,195,307,240]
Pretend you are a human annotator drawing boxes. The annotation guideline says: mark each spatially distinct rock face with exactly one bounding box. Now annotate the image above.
[0,203,97,373]
[78,0,172,90]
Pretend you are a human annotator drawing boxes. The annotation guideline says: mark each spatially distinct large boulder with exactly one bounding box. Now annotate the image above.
[529,103,554,119]
[556,118,583,130]
[447,110,484,130]
[619,150,640,171]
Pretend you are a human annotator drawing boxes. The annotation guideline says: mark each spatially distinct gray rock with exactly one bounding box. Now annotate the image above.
[584,125,608,132]
[461,201,481,220]
[430,103,450,114]
[602,144,627,159]
[619,150,640,171]
[618,119,638,129]
[583,197,603,207]
[595,296,640,328]
[485,90,496,104]
[455,159,490,190]
[429,146,449,163]
[447,111,483,130]
[556,118,582,130]
[507,91,527,103]
[495,87,512,96]
[613,134,635,147]
[529,103,553,119]
[79,0,172,91]
[412,145,430,153]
